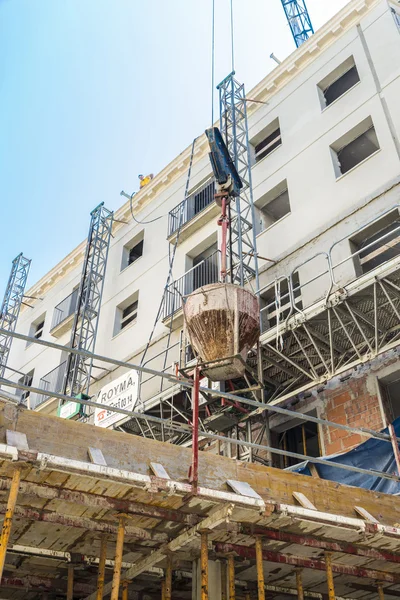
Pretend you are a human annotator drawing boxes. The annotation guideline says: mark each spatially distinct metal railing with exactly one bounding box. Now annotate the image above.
[34,361,67,408]
[51,289,79,330]
[259,205,400,333]
[163,250,220,320]
[168,179,215,237]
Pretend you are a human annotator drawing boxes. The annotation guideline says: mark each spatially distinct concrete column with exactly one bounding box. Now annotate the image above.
[192,559,222,600]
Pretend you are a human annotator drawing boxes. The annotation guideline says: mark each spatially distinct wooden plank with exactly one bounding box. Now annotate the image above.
[354,506,379,523]
[293,492,317,510]
[309,463,320,478]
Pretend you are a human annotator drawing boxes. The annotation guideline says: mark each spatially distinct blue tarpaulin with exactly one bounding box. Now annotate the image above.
[290,417,400,494]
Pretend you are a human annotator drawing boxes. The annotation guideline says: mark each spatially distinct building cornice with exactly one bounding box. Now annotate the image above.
[22,0,381,306]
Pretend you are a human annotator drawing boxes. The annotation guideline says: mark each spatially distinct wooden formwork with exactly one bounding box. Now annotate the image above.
[0,400,400,599]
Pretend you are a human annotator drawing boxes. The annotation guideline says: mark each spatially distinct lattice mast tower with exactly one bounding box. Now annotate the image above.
[0,253,31,380]
[63,203,113,398]
[217,73,260,292]
[281,0,314,47]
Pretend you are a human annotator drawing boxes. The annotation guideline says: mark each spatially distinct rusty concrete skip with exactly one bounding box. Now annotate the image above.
[184,283,259,381]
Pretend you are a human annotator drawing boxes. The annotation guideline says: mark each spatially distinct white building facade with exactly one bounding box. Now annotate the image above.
[5,0,400,463]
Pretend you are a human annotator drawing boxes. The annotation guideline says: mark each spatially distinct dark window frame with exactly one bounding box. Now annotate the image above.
[121,300,138,330]
[255,127,282,163]
[128,239,144,266]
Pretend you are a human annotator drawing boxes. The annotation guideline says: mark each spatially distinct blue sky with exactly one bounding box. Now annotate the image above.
[0,0,349,292]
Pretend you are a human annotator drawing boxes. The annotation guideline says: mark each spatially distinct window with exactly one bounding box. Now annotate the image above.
[121,232,144,271]
[18,370,34,405]
[28,314,46,346]
[260,273,302,331]
[278,418,321,468]
[34,320,44,339]
[379,375,400,422]
[330,117,380,177]
[350,210,400,276]
[391,7,400,28]
[115,293,139,335]
[191,242,219,291]
[252,118,282,163]
[318,56,360,108]
[121,301,138,330]
[128,240,144,266]
[257,180,291,232]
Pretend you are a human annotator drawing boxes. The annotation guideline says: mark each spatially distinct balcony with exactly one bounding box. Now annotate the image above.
[34,361,67,409]
[163,250,220,324]
[167,179,218,244]
[50,289,78,337]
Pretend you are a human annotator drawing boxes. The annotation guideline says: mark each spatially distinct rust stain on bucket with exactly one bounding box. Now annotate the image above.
[184,283,259,381]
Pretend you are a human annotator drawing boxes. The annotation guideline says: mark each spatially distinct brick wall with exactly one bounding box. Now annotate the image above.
[320,374,386,456]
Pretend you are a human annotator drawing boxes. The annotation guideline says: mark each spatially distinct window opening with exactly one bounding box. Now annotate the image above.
[34,320,44,339]
[350,211,400,275]
[278,420,321,468]
[128,240,144,266]
[18,370,34,404]
[318,57,360,107]
[379,377,400,422]
[191,243,219,291]
[331,118,380,177]
[255,127,282,162]
[121,300,138,330]
[260,186,291,231]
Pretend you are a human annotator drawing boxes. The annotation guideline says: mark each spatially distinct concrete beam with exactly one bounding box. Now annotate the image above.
[1,575,95,594]
[214,543,400,583]
[240,526,400,564]
[0,477,198,525]
[0,504,167,542]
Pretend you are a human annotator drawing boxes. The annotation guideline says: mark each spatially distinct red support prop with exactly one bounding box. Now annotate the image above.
[214,543,400,583]
[217,194,230,283]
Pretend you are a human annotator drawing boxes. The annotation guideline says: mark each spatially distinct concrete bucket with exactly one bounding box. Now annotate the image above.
[184,283,260,381]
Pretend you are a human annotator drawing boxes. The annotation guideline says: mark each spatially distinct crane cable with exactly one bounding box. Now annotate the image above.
[140,138,198,369]
[211,0,215,125]
[230,0,235,73]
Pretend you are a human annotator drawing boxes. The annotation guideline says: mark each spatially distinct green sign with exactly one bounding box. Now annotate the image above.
[57,400,82,420]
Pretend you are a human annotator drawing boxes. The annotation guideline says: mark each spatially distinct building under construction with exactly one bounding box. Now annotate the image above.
[1,0,400,598]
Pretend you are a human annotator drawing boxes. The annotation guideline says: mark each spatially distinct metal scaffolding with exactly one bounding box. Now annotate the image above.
[257,206,400,407]
[63,203,113,398]
[218,72,259,291]
[0,254,31,380]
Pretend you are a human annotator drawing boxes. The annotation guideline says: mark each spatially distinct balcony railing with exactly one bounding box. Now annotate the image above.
[51,289,79,330]
[168,179,215,237]
[163,251,220,320]
[34,361,67,408]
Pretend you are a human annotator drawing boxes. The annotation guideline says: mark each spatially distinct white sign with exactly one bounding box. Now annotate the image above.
[94,370,139,428]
